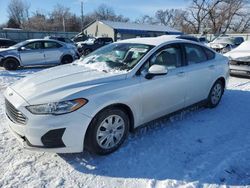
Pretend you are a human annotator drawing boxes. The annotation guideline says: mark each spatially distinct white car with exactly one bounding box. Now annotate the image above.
[224,40,250,76]
[209,36,244,54]
[4,36,229,155]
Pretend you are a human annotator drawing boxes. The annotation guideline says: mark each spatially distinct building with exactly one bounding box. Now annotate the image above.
[82,20,182,41]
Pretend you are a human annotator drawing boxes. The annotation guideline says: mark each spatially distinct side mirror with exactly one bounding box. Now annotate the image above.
[145,64,168,79]
[20,46,26,51]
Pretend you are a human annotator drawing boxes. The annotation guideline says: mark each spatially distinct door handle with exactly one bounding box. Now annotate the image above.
[177,72,185,77]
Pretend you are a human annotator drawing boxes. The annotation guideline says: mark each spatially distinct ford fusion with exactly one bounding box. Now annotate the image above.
[4,36,229,155]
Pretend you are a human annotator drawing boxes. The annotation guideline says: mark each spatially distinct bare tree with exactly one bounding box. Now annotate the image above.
[92,4,129,22]
[182,0,223,33]
[7,0,30,28]
[208,0,247,33]
[23,11,47,31]
[135,15,156,24]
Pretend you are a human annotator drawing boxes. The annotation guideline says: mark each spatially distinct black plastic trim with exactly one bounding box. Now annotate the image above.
[41,128,66,148]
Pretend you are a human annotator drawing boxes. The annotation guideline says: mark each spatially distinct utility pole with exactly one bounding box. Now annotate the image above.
[62,14,66,32]
[81,1,84,31]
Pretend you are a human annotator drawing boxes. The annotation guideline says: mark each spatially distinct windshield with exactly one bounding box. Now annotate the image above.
[11,41,29,48]
[77,43,153,73]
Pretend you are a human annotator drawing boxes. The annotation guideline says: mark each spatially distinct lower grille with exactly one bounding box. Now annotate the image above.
[5,99,27,125]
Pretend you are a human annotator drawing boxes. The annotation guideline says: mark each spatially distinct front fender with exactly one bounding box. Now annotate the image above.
[0,54,21,65]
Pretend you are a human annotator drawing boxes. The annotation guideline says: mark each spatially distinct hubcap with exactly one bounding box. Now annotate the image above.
[96,115,125,149]
[211,83,222,105]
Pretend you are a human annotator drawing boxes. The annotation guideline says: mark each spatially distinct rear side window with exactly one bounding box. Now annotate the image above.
[104,38,113,43]
[185,43,207,64]
[44,41,62,49]
[203,47,215,60]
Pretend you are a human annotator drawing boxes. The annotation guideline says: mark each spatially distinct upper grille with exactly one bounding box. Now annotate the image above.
[5,99,27,125]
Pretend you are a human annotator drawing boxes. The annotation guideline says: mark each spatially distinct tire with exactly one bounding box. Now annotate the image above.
[61,55,73,64]
[85,108,129,155]
[207,80,224,108]
[84,49,92,56]
[3,58,19,70]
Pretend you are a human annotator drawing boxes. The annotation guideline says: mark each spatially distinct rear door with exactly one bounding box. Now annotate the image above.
[182,43,216,106]
[19,41,45,66]
[43,41,63,65]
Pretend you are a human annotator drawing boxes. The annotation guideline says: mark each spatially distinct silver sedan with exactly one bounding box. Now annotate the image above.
[0,39,79,70]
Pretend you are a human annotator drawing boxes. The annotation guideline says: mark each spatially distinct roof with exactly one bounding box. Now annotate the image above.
[116,35,183,46]
[99,20,181,34]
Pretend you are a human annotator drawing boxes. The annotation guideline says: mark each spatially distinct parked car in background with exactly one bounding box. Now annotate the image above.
[224,40,250,77]
[209,36,244,53]
[0,38,17,48]
[77,37,113,56]
[176,35,200,43]
[4,36,229,155]
[72,34,89,43]
[176,35,209,45]
[0,39,79,70]
[199,37,209,45]
[44,36,75,44]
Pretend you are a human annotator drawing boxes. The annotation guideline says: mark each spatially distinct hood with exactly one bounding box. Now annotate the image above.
[10,64,127,104]
[0,47,17,53]
[225,50,250,62]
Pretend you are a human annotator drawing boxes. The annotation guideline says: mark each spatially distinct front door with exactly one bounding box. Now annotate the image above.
[19,41,45,66]
[139,44,188,124]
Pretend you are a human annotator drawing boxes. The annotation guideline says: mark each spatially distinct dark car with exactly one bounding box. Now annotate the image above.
[0,38,17,48]
[72,34,88,43]
[44,36,74,44]
[77,37,113,56]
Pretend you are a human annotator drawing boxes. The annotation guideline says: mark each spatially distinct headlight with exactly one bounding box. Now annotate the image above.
[26,98,88,115]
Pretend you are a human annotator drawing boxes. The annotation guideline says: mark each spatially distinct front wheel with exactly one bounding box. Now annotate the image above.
[207,80,224,108]
[85,108,129,155]
[3,58,19,70]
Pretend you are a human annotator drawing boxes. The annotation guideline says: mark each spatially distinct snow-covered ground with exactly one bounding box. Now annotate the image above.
[0,68,250,188]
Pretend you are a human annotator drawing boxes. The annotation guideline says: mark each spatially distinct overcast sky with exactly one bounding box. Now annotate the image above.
[0,0,190,24]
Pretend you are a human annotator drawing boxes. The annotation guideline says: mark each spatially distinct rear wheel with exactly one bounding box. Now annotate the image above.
[3,58,19,70]
[61,55,73,64]
[85,108,129,155]
[207,80,224,108]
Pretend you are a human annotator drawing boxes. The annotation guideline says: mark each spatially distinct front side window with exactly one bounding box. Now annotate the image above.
[185,43,207,64]
[24,42,43,50]
[77,43,153,72]
[143,44,182,71]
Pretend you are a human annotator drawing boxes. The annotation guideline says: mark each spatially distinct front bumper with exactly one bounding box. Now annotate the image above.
[4,88,92,153]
